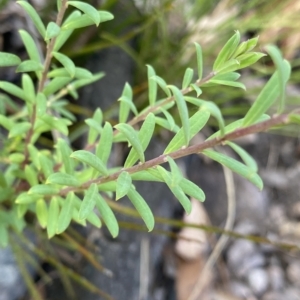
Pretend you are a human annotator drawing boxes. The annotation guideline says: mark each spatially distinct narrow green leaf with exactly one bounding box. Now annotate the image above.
[52,51,76,77]
[79,183,98,220]
[36,199,47,228]
[0,173,7,188]
[22,74,35,103]
[127,186,154,231]
[114,123,145,163]
[237,52,266,69]
[25,165,38,186]
[168,85,190,145]
[38,153,54,178]
[190,84,202,97]
[152,75,171,97]
[179,178,205,202]
[233,36,259,57]
[87,108,103,144]
[118,83,133,123]
[86,211,102,228]
[19,30,41,63]
[16,60,43,73]
[85,118,102,135]
[71,72,105,90]
[56,192,74,234]
[70,150,108,176]
[48,67,93,79]
[47,197,60,238]
[96,121,113,165]
[62,11,114,30]
[47,172,80,187]
[182,68,194,89]
[213,30,240,71]
[203,149,263,190]
[226,141,258,172]
[68,1,100,26]
[8,122,31,138]
[45,22,61,41]
[9,153,25,164]
[116,172,132,200]
[147,65,157,105]
[206,79,246,90]
[29,184,59,195]
[36,93,47,116]
[17,1,46,37]
[0,52,21,67]
[160,108,176,131]
[194,42,203,80]
[56,139,74,175]
[243,60,290,126]
[124,113,155,167]
[40,114,69,136]
[0,81,25,100]
[95,193,119,237]
[167,156,183,186]
[28,144,40,169]
[164,110,210,154]
[0,115,13,130]
[155,117,180,133]
[289,114,300,125]
[15,193,40,204]
[0,225,8,247]
[213,72,240,81]
[43,77,72,96]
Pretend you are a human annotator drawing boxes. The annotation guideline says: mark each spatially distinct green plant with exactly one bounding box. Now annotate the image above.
[0,0,299,263]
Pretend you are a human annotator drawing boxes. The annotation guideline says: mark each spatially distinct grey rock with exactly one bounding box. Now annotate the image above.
[234,219,261,235]
[229,281,253,298]
[262,291,286,300]
[284,287,300,300]
[268,264,285,291]
[287,261,300,286]
[247,268,269,296]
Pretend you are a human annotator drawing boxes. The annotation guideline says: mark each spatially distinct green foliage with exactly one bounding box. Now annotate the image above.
[0,0,298,264]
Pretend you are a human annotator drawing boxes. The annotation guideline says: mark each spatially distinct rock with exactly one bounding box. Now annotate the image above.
[268,264,285,290]
[262,291,285,300]
[247,268,269,296]
[229,281,253,299]
[287,261,300,286]
[234,219,261,235]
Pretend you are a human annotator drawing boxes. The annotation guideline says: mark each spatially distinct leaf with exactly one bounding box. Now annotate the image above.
[47,172,80,187]
[289,114,300,125]
[127,186,154,231]
[206,79,246,90]
[62,11,114,30]
[155,117,179,133]
[47,197,59,238]
[45,22,60,41]
[56,192,74,234]
[71,72,105,90]
[29,184,59,195]
[213,72,240,81]
[0,81,25,100]
[0,52,21,67]
[79,183,98,220]
[182,68,194,89]
[0,115,13,130]
[48,67,92,79]
[151,75,171,97]
[25,165,38,186]
[124,113,155,167]
[19,30,41,63]
[160,107,176,131]
[56,138,74,175]
[194,42,203,80]
[226,141,258,172]
[116,171,132,200]
[266,45,289,113]
[0,225,8,247]
[87,108,103,144]
[8,122,31,138]
[9,153,25,164]
[114,123,145,163]
[147,65,157,105]
[157,166,192,214]
[190,83,202,97]
[213,30,240,71]
[118,83,133,123]
[96,121,113,165]
[36,199,48,228]
[167,156,183,186]
[15,193,40,204]
[233,36,259,57]
[168,85,190,145]
[68,1,100,26]
[22,74,35,103]
[36,93,47,116]
[38,153,54,178]
[86,211,102,228]
[164,110,210,154]
[95,193,119,237]
[16,60,43,73]
[40,114,69,136]
[17,1,46,38]
[203,149,263,190]
[28,144,40,169]
[52,51,76,77]
[43,77,72,96]
[179,178,205,202]
[70,150,108,176]
[243,60,290,126]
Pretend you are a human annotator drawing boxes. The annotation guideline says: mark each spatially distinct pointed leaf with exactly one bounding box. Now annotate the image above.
[95,193,119,237]
[96,121,113,165]
[167,156,183,186]
[127,187,154,231]
[179,178,205,202]
[0,52,21,67]
[36,199,47,228]
[29,185,59,195]
[52,51,75,77]
[155,117,180,133]
[43,77,72,96]
[15,193,40,204]
[194,42,203,80]
[207,79,246,90]
[19,30,41,63]
[56,138,74,175]
[0,81,25,100]
[118,83,133,123]
[79,183,98,220]
[203,149,263,190]
[233,36,259,57]
[9,122,31,138]
[87,108,103,144]
[70,150,108,176]
[47,197,59,238]
[45,22,60,41]
[68,1,100,26]
[0,115,13,130]
[56,192,75,234]
[147,65,157,105]
[47,172,80,187]
[116,171,132,200]
[22,74,35,103]
[25,165,38,186]
[190,83,202,97]
[152,75,171,97]
[16,60,43,73]
[36,92,47,116]
[182,68,194,89]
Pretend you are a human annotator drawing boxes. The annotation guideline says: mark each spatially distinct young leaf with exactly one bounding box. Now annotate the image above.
[29,185,59,196]
[0,52,21,67]
[79,183,98,220]
[16,60,43,73]
[43,77,72,96]
[48,67,93,79]
[70,150,108,176]
[36,199,48,228]
[194,42,203,80]
[151,75,171,97]
[118,83,133,123]
[36,93,47,116]
[182,68,194,89]
[116,171,132,200]
[0,115,13,130]
[22,74,35,103]
[233,36,259,57]
[56,138,74,175]
[243,60,290,126]
[226,141,258,172]
[40,114,69,136]
[25,165,38,186]
[17,1,46,38]
[203,149,263,190]
[168,85,190,145]
[205,79,246,90]
[96,121,113,165]
[45,22,60,41]
[0,81,25,100]
[87,108,103,144]
[147,65,157,105]
[213,72,240,81]
[68,1,100,26]
[124,113,155,167]
[114,123,145,163]
[71,72,105,90]
[164,110,210,154]
[47,197,59,238]
[56,192,74,234]
[8,122,31,138]
[15,193,41,204]
[179,178,205,202]
[190,83,202,97]
[39,153,54,178]
[213,30,240,71]
[127,186,154,232]
[47,172,80,187]
[52,51,76,77]
[19,30,41,63]
[95,193,119,237]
